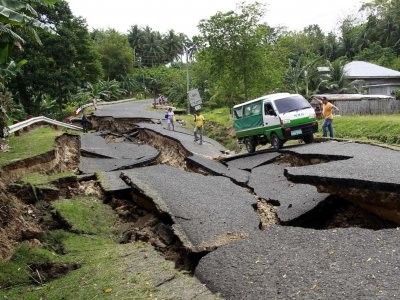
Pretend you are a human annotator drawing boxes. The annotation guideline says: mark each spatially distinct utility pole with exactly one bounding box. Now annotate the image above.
[185,46,190,114]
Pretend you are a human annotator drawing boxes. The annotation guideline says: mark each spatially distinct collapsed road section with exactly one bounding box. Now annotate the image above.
[283,141,400,224]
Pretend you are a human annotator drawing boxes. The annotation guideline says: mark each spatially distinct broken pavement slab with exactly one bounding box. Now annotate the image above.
[97,171,131,194]
[222,150,280,170]
[186,154,249,186]
[195,225,400,300]
[79,156,157,174]
[248,163,329,223]
[81,132,159,159]
[121,165,260,252]
[79,132,159,174]
[283,141,400,224]
[137,123,229,159]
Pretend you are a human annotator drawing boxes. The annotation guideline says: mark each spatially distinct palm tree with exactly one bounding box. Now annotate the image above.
[163,29,184,63]
[143,30,164,67]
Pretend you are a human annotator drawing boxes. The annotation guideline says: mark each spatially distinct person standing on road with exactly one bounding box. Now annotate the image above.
[81,112,90,133]
[92,98,97,110]
[193,111,205,145]
[166,107,175,131]
[318,96,339,138]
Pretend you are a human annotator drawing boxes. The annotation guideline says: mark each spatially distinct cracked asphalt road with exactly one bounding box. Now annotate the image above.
[88,99,400,299]
[121,165,260,252]
[196,225,400,300]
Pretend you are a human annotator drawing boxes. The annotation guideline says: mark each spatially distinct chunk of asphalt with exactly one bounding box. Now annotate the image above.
[121,165,260,252]
[248,163,328,223]
[195,225,400,300]
[223,151,280,170]
[284,141,400,189]
[81,132,159,159]
[186,154,249,185]
[137,123,229,159]
[97,171,130,193]
[79,156,156,174]
[283,141,400,223]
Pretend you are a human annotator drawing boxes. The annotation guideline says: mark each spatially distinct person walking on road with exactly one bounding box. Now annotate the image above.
[318,96,339,138]
[166,107,175,131]
[193,111,205,145]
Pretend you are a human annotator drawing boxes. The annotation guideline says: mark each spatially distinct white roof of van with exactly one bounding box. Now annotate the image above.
[233,93,292,108]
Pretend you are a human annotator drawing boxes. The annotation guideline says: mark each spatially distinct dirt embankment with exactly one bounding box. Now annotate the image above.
[0,134,80,184]
[0,134,80,260]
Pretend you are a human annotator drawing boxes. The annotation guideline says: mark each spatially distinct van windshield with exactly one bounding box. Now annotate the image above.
[274,95,311,114]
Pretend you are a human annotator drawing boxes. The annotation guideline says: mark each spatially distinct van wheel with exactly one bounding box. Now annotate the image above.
[303,133,314,144]
[271,133,283,150]
[245,137,256,153]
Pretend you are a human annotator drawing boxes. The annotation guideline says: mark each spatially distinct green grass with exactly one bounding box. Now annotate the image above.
[317,114,400,145]
[52,196,118,237]
[19,171,76,186]
[0,126,79,167]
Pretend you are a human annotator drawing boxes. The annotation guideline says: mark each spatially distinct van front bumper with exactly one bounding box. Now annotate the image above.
[282,122,318,139]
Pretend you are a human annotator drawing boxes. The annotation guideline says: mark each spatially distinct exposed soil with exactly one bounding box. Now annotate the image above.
[110,195,196,270]
[0,134,80,184]
[28,262,81,285]
[137,129,191,170]
[256,198,280,230]
[0,134,81,259]
[0,184,43,259]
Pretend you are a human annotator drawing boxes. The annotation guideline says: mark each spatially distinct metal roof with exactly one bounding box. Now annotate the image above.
[344,61,400,78]
[314,93,395,101]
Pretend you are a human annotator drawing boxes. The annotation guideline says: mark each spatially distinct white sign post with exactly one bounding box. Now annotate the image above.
[188,89,202,110]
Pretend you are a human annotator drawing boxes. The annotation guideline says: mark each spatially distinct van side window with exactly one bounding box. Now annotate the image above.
[244,105,252,117]
[252,103,261,115]
[264,103,276,116]
[234,107,243,119]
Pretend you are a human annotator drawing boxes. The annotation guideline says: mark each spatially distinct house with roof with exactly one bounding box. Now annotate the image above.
[344,61,400,96]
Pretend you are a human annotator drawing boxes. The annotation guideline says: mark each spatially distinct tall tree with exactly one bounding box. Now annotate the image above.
[128,25,185,67]
[10,0,103,115]
[197,2,284,106]
[162,29,184,63]
[92,28,133,80]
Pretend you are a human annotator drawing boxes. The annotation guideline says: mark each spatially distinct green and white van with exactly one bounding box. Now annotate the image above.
[233,93,318,152]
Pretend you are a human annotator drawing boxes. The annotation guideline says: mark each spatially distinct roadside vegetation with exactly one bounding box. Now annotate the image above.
[332,115,400,145]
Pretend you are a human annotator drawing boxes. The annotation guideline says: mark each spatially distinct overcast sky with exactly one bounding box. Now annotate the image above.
[66,0,366,37]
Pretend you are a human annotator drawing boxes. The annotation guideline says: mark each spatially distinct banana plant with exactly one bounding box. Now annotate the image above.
[0,0,58,64]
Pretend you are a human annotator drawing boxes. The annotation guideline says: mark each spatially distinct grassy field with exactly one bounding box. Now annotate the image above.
[327,114,400,144]
[0,126,80,167]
